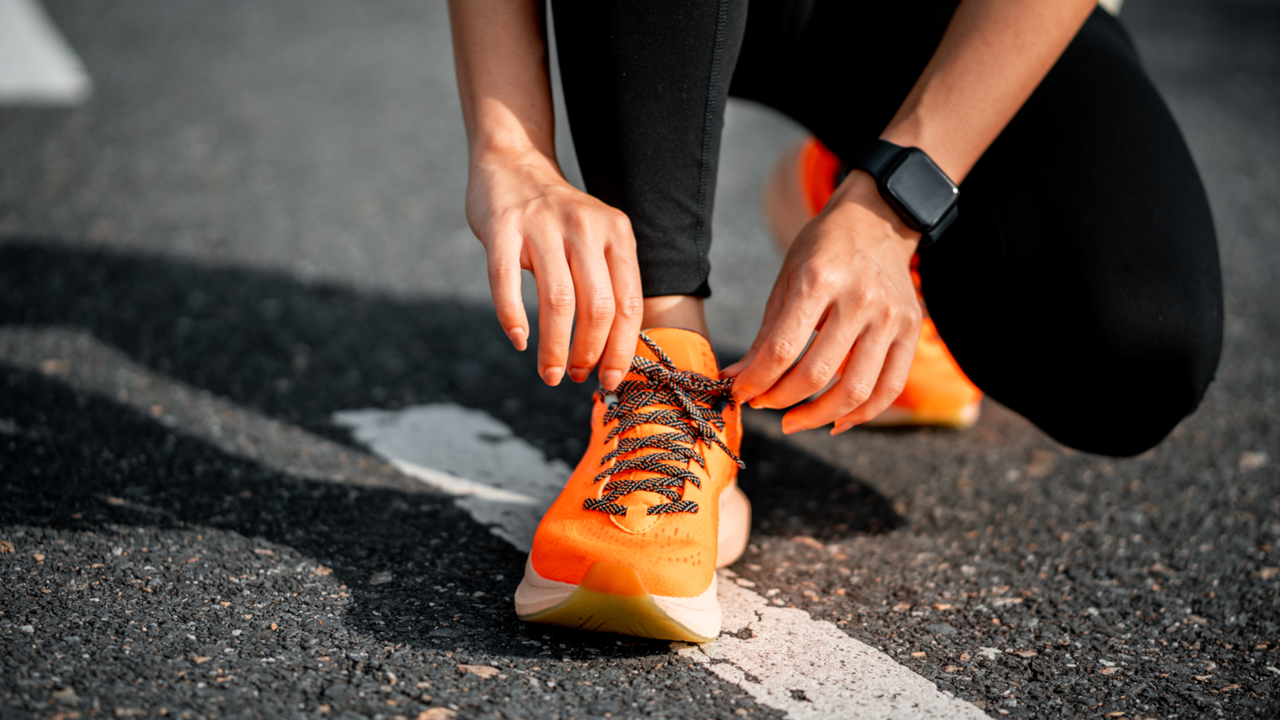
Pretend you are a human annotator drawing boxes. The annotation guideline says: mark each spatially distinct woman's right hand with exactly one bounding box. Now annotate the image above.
[465,149,644,391]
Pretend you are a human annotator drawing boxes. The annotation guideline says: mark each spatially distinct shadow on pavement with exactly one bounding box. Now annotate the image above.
[0,239,902,656]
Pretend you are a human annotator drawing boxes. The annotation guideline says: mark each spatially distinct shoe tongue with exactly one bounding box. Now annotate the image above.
[635,328,719,377]
[612,492,668,533]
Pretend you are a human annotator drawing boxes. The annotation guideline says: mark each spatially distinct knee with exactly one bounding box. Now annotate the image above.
[1033,300,1223,457]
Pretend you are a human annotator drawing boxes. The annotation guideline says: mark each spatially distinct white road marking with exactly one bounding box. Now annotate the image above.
[335,403,990,720]
[334,406,567,552]
[0,326,986,718]
[0,0,92,105]
[678,580,985,719]
[388,458,541,506]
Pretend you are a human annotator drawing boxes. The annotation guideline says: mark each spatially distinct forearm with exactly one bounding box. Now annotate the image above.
[447,0,558,167]
[446,0,644,388]
[879,0,1097,184]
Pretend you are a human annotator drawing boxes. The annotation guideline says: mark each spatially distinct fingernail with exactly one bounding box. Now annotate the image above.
[568,367,590,383]
[602,369,623,390]
[831,422,853,435]
[781,417,802,434]
[749,398,770,410]
[508,327,527,351]
[733,389,753,405]
[542,366,563,386]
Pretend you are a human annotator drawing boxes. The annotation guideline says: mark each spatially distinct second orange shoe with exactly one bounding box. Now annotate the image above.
[763,137,982,429]
[514,329,749,642]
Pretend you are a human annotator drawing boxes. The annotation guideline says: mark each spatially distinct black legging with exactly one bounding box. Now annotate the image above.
[550,0,1223,457]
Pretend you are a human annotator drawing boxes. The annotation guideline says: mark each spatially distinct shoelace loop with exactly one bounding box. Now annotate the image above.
[583,333,744,517]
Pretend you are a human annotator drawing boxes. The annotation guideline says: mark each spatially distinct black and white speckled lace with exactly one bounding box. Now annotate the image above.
[583,332,744,517]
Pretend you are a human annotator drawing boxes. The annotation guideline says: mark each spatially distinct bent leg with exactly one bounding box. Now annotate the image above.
[918,9,1223,456]
[732,3,1223,455]
[550,0,748,298]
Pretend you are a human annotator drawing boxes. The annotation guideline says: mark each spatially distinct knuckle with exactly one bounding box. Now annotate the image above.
[567,206,595,232]
[899,302,922,325]
[883,374,908,400]
[490,209,518,232]
[851,285,882,308]
[796,267,837,299]
[587,292,615,324]
[840,380,874,406]
[488,262,522,282]
[882,301,901,323]
[765,337,798,363]
[545,284,576,314]
[617,294,644,320]
[798,263,837,286]
[884,299,919,327]
[492,217,528,244]
[608,212,633,237]
[801,359,836,390]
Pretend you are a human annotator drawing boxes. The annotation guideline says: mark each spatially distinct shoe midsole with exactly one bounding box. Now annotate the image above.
[715,481,750,569]
[862,398,982,428]
[515,482,747,639]
[514,556,722,639]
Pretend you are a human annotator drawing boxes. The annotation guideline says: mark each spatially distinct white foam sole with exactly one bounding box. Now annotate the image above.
[513,556,723,639]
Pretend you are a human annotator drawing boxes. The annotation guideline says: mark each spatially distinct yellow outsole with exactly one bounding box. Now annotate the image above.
[518,563,715,643]
[863,399,982,429]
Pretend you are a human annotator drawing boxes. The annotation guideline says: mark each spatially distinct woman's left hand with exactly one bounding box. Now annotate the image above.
[722,171,923,434]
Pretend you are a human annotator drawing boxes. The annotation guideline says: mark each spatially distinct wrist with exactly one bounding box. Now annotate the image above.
[472,141,560,175]
[824,169,922,259]
[468,106,560,173]
[463,143,569,236]
[880,116,968,185]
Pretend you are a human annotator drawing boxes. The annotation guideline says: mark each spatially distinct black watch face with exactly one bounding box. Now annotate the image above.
[884,149,959,231]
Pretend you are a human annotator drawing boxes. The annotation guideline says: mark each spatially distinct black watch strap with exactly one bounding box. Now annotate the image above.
[850,138,957,247]
[851,139,906,181]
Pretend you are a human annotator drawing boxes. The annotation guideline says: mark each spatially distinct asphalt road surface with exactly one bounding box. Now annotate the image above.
[2,0,1279,718]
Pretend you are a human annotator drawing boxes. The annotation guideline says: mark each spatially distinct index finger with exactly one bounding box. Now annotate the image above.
[486,232,530,351]
[721,262,790,383]
[597,232,643,391]
[734,285,826,407]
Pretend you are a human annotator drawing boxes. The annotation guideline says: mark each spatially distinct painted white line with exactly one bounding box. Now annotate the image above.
[0,327,986,718]
[334,405,567,552]
[678,579,987,719]
[0,0,92,105]
[335,403,990,720]
[388,458,540,506]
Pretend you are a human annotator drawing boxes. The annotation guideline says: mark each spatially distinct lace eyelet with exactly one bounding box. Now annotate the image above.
[584,332,744,517]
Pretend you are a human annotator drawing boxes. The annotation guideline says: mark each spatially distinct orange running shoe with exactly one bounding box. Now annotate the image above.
[763,137,982,429]
[514,328,750,642]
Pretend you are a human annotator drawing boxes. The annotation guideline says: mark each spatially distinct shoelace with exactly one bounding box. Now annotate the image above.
[582,333,745,517]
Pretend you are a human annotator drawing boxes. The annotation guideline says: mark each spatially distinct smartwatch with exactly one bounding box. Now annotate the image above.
[851,139,959,246]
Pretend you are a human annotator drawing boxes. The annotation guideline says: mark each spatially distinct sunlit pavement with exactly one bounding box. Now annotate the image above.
[2,1,1279,718]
